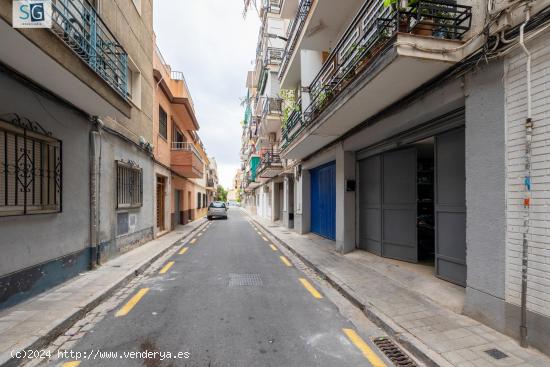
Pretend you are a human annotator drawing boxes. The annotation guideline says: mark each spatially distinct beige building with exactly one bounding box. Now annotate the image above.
[0,0,155,308]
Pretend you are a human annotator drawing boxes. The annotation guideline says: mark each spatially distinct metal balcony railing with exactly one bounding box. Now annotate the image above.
[262,97,283,116]
[263,0,282,14]
[281,0,471,151]
[279,0,312,80]
[51,0,128,98]
[264,47,284,66]
[281,98,302,149]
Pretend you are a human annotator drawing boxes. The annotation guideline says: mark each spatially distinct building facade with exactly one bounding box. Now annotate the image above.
[240,0,550,355]
[153,45,214,236]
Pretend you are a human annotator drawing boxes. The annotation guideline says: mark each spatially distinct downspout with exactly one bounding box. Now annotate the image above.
[518,6,531,349]
[89,117,103,269]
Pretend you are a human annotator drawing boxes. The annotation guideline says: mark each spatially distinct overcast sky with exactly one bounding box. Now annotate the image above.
[153,0,260,189]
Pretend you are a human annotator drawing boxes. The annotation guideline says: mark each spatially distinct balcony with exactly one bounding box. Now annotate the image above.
[257,149,283,180]
[259,98,283,136]
[281,0,472,159]
[279,0,313,81]
[171,142,204,178]
[264,47,284,66]
[51,0,128,98]
[262,0,283,15]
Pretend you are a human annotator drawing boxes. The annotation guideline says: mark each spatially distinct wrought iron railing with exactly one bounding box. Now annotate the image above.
[279,0,313,80]
[263,97,283,116]
[258,149,282,173]
[281,99,302,149]
[51,0,128,98]
[171,141,203,164]
[263,0,282,14]
[264,47,284,66]
[281,0,471,150]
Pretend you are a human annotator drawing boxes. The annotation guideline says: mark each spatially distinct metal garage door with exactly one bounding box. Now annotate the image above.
[435,128,466,286]
[310,162,336,240]
[358,148,418,262]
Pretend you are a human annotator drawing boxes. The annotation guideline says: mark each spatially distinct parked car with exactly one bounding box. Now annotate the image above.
[207,201,227,220]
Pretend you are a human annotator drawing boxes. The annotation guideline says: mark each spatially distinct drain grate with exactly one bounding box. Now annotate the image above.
[484,348,508,360]
[228,273,263,287]
[372,337,417,367]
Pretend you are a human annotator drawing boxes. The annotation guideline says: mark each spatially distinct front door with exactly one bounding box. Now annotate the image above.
[174,190,181,226]
[435,128,466,286]
[156,177,165,231]
[381,148,418,262]
[310,162,336,240]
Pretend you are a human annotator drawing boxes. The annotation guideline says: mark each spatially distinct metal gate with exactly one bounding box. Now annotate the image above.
[435,128,466,286]
[310,161,336,240]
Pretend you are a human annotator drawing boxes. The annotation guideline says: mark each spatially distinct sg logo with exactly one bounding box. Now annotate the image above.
[13,0,52,28]
[19,3,45,21]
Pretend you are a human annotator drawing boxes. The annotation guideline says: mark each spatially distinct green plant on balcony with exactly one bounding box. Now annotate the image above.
[280,89,299,129]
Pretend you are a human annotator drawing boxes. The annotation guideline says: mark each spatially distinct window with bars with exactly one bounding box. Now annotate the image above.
[203,193,207,208]
[116,161,143,209]
[197,192,201,209]
[0,120,62,216]
[159,106,168,140]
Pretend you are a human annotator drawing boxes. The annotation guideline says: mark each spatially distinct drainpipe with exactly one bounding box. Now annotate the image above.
[518,6,531,349]
[89,117,103,269]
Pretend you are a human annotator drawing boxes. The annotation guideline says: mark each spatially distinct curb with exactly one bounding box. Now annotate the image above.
[248,214,451,367]
[2,218,208,367]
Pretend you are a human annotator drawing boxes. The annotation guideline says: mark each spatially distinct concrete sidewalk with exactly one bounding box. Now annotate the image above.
[248,211,550,367]
[0,218,207,367]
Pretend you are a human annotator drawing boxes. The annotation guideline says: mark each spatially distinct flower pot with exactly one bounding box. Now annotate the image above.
[412,17,435,37]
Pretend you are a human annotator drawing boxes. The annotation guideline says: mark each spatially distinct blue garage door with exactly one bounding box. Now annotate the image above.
[310,161,336,240]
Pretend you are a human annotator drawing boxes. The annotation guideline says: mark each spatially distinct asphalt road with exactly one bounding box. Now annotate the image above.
[45,209,389,367]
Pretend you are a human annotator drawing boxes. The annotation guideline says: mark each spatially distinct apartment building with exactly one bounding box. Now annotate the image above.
[0,0,155,308]
[153,46,214,234]
[241,0,288,221]
[241,0,550,354]
[206,157,219,204]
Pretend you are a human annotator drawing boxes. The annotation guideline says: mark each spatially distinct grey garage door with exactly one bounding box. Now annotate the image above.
[435,128,466,286]
[359,148,418,262]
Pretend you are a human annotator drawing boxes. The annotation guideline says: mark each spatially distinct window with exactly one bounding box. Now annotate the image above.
[127,58,142,108]
[159,107,167,140]
[117,161,143,208]
[197,192,201,209]
[203,193,207,208]
[0,119,62,216]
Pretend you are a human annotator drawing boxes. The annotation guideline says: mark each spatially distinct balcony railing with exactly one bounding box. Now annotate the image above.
[281,98,302,149]
[263,0,282,14]
[263,97,283,116]
[282,0,471,150]
[279,0,313,80]
[264,47,284,66]
[51,0,128,98]
[171,141,202,162]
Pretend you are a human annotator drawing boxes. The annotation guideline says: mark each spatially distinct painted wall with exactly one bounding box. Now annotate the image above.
[0,69,91,307]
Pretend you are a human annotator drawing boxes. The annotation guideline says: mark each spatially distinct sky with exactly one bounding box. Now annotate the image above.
[153,0,260,189]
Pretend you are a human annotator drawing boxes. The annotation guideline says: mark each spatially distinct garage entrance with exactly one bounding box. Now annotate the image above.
[358,124,466,286]
[310,161,336,240]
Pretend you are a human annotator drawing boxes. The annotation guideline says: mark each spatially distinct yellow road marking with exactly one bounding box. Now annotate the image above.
[62,362,81,367]
[270,244,278,251]
[343,328,387,367]
[190,238,197,244]
[115,288,149,317]
[179,247,188,255]
[279,256,292,267]
[262,236,269,242]
[159,261,175,274]
[299,278,323,299]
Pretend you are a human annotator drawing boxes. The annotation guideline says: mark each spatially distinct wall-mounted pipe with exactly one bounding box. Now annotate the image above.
[89,117,103,269]
[518,5,531,349]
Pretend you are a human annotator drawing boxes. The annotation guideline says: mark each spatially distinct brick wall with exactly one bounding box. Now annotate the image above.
[505,35,550,317]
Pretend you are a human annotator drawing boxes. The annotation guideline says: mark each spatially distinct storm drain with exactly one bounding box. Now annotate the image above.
[484,348,508,360]
[372,337,417,367]
[228,273,263,287]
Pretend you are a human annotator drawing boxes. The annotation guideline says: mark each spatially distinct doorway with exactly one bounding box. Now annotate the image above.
[156,176,166,231]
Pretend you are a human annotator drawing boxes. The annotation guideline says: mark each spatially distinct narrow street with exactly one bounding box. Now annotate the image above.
[43,209,391,367]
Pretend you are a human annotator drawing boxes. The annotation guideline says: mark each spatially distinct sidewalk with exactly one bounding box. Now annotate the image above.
[248,211,550,367]
[0,218,207,367]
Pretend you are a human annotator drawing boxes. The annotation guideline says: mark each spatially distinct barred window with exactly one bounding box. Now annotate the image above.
[203,193,207,208]
[117,161,143,208]
[197,192,201,209]
[159,106,167,139]
[0,119,62,216]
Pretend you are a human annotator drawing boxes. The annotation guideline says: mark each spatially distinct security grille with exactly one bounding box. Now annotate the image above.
[0,118,62,216]
[116,161,143,208]
[228,273,263,287]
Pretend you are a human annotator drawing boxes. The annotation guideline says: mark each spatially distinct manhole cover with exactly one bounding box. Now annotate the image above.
[373,337,417,367]
[228,273,263,287]
[484,348,508,360]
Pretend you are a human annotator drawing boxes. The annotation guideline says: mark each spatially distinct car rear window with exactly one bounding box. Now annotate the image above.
[210,202,225,208]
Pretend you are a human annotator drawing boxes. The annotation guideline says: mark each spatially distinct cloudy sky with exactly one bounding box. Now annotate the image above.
[153,0,260,188]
